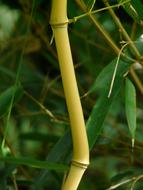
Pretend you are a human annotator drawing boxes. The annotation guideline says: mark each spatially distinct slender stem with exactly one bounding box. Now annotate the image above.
[24,91,56,120]
[89,0,96,12]
[12,174,19,190]
[50,1,89,189]
[130,22,137,40]
[103,0,141,59]
[76,0,143,96]
[106,178,132,190]
[75,0,136,64]
[131,175,143,190]
[75,0,143,95]
[75,0,120,55]
[69,0,130,23]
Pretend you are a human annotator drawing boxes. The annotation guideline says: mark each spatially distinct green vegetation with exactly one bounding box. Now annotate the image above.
[0,0,143,189]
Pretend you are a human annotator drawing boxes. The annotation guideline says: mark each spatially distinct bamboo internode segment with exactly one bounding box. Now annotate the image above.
[50,0,89,189]
[72,160,89,169]
[50,0,68,25]
[62,165,87,190]
[52,26,89,164]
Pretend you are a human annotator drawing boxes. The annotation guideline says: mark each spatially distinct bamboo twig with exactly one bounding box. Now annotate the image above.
[70,0,130,23]
[50,1,89,189]
[75,0,135,63]
[75,0,120,55]
[75,0,143,96]
[103,0,141,60]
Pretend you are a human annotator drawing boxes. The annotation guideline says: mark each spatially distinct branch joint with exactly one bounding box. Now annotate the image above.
[72,160,89,169]
[50,20,69,29]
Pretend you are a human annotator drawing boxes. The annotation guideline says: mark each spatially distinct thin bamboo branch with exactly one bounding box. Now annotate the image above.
[24,91,57,120]
[50,1,89,190]
[75,0,120,55]
[70,0,130,23]
[131,175,143,190]
[103,0,141,60]
[130,22,137,40]
[75,0,143,96]
[75,0,136,63]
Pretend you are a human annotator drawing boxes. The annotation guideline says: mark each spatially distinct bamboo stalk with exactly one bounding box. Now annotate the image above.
[50,1,89,190]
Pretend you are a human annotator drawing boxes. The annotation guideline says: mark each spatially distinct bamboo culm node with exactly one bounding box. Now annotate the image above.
[50,0,89,190]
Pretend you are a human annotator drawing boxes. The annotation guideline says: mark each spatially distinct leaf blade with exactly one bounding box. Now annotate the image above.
[125,78,136,142]
[0,156,68,171]
[86,57,132,148]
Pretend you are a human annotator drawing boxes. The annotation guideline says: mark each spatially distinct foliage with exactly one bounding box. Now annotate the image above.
[0,0,143,189]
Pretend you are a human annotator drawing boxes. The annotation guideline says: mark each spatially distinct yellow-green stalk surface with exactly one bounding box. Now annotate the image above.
[50,0,89,189]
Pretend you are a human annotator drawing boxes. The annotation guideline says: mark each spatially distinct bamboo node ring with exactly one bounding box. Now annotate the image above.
[50,21,69,28]
[72,160,89,169]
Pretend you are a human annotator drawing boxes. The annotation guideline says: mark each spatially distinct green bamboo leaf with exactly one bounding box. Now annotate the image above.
[86,58,132,148]
[125,78,136,147]
[0,85,23,117]
[0,156,68,171]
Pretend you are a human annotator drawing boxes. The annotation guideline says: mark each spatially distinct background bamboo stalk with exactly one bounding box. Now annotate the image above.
[50,0,89,189]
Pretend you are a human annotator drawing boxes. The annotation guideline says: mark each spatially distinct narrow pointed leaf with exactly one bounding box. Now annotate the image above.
[86,58,132,148]
[125,78,136,140]
[0,156,68,171]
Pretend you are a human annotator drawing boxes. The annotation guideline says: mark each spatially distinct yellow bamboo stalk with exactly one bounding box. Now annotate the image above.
[50,1,89,190]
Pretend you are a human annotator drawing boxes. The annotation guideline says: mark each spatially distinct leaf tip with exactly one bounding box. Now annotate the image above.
[131,138,135,151]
